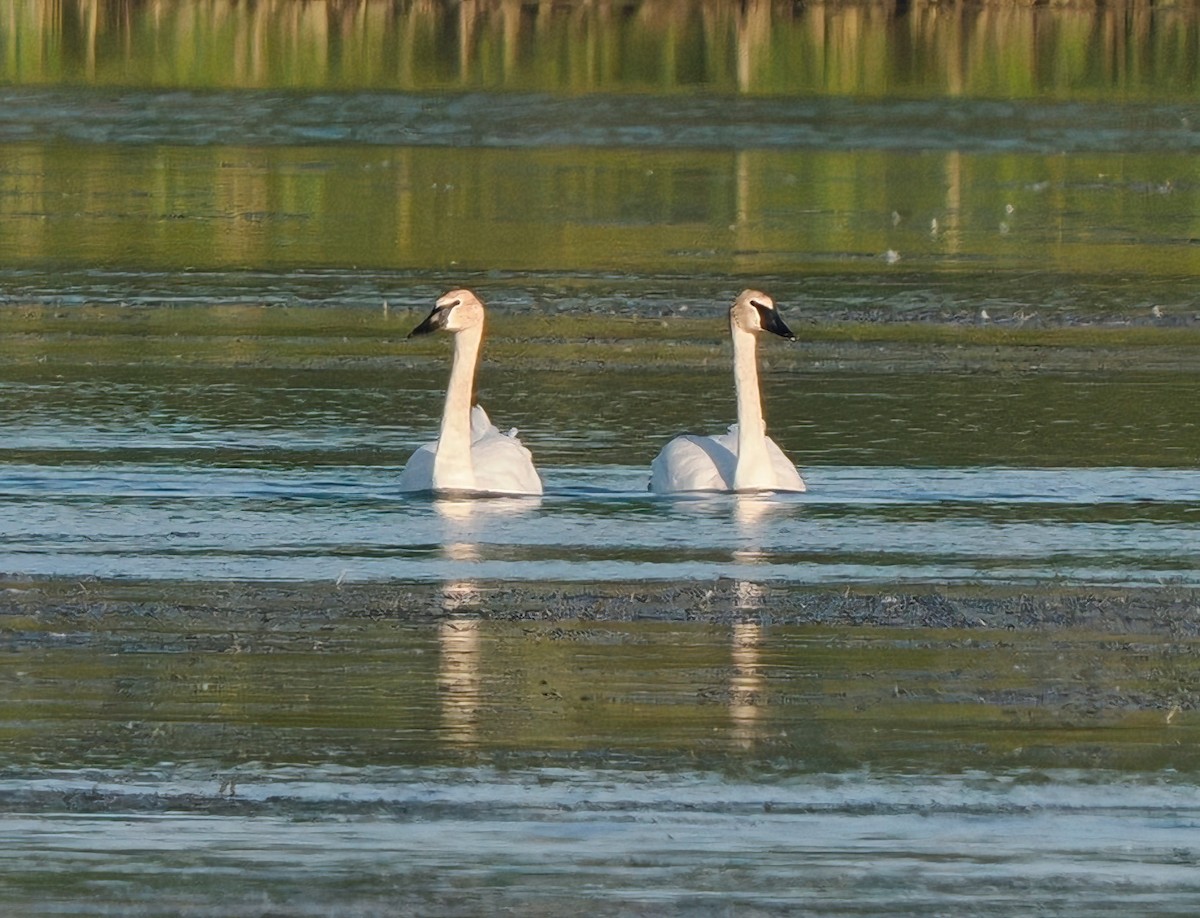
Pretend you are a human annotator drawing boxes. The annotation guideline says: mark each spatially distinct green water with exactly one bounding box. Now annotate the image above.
[6,606,1200,773]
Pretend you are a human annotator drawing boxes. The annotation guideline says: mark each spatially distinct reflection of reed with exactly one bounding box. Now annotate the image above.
[735,0,773,92]
[7,1,1198,284]
[8,0,1195,99]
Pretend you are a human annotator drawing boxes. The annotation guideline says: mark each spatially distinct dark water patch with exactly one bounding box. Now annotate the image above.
[5,89,1200,155]
[5,576,1198,635]
[3,268,1200,328]
[3,355,1198,470]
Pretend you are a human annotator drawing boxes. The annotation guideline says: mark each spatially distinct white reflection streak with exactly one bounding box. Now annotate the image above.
[730,620,763,749]
[437,617,481,746]
[434,498,484,610]
[735,0,772,93]
[732,494,773,566]
[434,498,483,745]
[432,496,534,745]
[433,498,484,745]
[729,495,771,747]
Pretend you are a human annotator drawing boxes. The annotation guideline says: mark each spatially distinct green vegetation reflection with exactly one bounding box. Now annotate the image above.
[5,144,1200,281]
[5,0,1200,99]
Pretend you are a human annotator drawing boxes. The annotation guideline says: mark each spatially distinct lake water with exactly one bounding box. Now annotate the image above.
[2,1,1200,915]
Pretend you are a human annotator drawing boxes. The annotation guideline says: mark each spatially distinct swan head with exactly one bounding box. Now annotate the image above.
[408,288,486,338]
[730,289,795,341]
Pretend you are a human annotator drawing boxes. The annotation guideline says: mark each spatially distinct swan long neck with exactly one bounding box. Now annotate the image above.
[731,321,771,491]
[433,323,482,491]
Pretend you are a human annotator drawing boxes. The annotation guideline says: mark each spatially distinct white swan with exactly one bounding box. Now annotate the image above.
[398,289,543,496]
[650,289,806,494]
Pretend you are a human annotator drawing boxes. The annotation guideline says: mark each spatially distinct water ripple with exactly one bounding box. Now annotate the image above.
[0,464,1195,586]
[3,89,1198,155]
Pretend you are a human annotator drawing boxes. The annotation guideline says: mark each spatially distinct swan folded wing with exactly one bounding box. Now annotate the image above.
[468,404,542,495]
[397,441,438,492]
[651,427,804,493]
[764,436,807,492]
[469,428,543,494]
[727,422,806,492]
[469,404,497,441]
[649,434,737,493]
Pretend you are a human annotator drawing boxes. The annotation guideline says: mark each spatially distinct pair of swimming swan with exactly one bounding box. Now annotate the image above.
[397,288,807,496]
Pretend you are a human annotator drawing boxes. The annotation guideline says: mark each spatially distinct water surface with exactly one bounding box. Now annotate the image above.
[4,609,1200,915]
[0,350,1196,586]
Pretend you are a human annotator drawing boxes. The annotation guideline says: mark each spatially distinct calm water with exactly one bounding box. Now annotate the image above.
[2,1,1200,914]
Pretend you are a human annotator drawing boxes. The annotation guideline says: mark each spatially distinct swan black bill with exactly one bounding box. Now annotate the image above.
[408,306,450,338]
[753,303,796,341]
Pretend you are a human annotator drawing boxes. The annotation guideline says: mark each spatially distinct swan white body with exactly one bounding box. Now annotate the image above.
[398,289,542,496]
[650,289,806,494]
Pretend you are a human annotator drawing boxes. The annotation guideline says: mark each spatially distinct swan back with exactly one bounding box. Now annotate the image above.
[650,432,737,493]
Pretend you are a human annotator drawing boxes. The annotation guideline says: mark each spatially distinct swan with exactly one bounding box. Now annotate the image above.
[649,289,806,494]
[398,289,543,496]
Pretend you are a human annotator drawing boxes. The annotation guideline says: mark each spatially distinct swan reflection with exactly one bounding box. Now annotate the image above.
[432,495,535,610]
[729,620,764,748]
[729,494,773,746]
[435,502,483,611]
[732,493,775,565]
[432,495,534,745]
[437,616,482,746]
